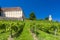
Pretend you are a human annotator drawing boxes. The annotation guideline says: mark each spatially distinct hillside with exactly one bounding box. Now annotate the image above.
[0,20,60,40]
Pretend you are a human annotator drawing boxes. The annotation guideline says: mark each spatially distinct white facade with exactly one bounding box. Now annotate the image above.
[0,7,24,21]
[4,11,22,18]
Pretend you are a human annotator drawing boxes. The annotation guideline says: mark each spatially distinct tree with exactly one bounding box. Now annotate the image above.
[29,12,36,20]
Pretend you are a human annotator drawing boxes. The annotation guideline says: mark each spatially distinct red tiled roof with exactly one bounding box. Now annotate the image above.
[1,7,22,11]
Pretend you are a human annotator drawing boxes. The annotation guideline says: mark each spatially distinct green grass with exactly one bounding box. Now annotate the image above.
[0,20,60,40]
[27,20,60,40]
[0,32,10,40]
[14,22,34,40]
[37,30,60,40]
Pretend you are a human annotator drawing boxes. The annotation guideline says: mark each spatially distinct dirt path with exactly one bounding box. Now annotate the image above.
[31,32,38,40]
[8,35,14,40]
[29,30,38,40]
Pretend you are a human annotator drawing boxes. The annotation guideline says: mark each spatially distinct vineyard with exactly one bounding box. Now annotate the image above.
[0,20,60,40]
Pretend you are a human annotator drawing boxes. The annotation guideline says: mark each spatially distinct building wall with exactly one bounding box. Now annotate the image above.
[4,11,23,18]
[1,10,24,21]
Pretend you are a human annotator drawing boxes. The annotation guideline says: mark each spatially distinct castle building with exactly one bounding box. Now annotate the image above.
[0,7,24,21]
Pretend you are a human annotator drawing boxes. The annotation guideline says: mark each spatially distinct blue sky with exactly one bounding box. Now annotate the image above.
[0,0,60,21]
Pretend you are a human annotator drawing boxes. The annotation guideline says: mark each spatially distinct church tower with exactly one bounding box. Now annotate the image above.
[49,15,52,21]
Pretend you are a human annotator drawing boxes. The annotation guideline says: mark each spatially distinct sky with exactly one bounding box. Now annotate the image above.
[0,0,60,21]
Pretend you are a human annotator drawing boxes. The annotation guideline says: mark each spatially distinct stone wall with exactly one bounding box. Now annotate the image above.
[0,17,23,21]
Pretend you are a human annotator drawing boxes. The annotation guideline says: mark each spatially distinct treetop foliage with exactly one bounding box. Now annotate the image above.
[29,12,36,20]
